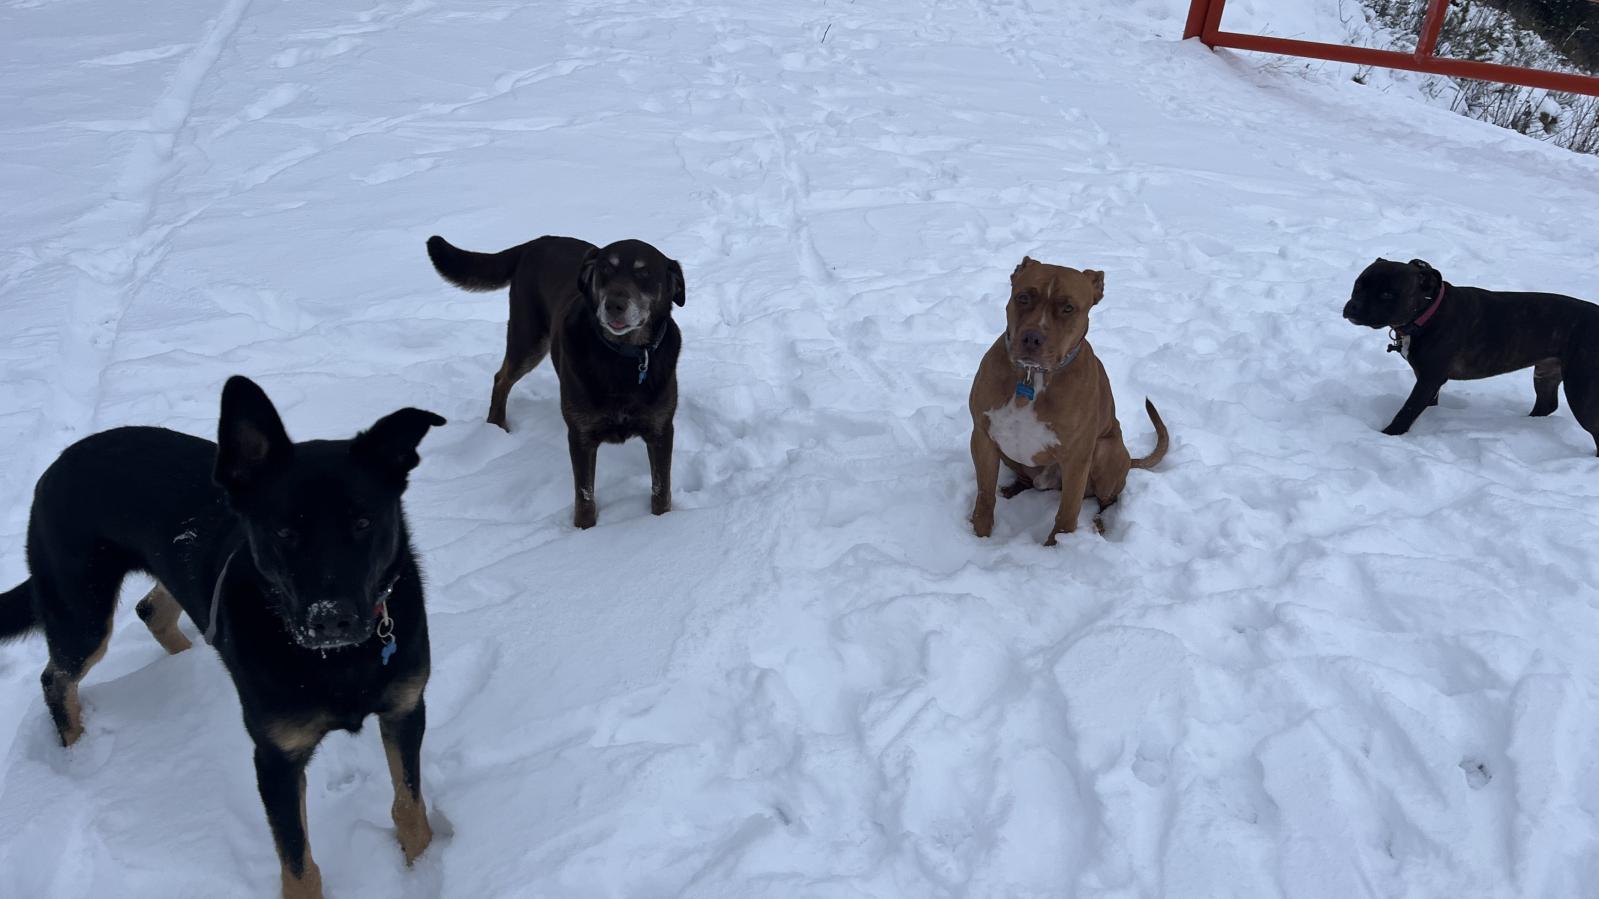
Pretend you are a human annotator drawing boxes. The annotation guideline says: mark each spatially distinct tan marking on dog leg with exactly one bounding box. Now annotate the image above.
[383,735,433,864]
[135,584,192,654]
[44,611,115,747]
[267,716,331,757]
[279,782,324,899]
[382,674,428,717]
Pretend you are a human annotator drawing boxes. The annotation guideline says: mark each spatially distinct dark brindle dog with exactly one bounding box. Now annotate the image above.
[426,233,684,528]
[0,377,445,898]
[1344,258,1599,454]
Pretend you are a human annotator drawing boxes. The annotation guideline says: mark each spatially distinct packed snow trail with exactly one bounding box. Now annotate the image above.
[3,0,1599,896]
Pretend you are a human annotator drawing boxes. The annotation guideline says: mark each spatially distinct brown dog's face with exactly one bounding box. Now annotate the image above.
[1006,257,1103,369]
[580,239,685,341]
[1343,258,1441,329]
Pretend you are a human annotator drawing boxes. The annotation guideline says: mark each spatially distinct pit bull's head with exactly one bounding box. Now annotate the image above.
[1006,257,1103,370]
[1343,258,1443,329]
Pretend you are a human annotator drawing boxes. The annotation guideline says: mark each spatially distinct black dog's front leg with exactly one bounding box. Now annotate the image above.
[380,699,433,864]
[568,428,599,529]
[255,744,322,899]
[1383,374,1448,436]
[645,423,673,516]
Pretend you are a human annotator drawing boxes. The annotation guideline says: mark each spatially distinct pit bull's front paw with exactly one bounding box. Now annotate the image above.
[651,492,671,516]
[1043,532,1059,547]
[971,507,994,538]
[1381,422,1409,436]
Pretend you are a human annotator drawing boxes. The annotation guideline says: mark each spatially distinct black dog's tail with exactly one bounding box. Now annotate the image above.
[0,579,37,641]
[426,235,524,292]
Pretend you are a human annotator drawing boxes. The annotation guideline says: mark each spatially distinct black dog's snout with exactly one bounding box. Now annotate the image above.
[305,605,360,642]
[1019,329,1045,353]
[604,298,629,318]
[1342,298,1361,320]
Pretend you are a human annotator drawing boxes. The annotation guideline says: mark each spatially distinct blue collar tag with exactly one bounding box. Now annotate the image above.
[1014,380,1036,402]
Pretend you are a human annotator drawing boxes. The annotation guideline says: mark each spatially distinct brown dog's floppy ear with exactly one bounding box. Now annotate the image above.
[668,259,685,307]
[578,248,598,301]
[1086,269,1105,304]
[351,408,447,485]
[215,376,293,497]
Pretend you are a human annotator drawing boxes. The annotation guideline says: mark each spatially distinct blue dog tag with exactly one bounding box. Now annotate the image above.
[381,641,397,666]
[1014,380,1035,402]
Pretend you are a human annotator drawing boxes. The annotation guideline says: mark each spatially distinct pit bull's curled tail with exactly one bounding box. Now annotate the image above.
[1130,399,1168,470]
[426,235,527,292]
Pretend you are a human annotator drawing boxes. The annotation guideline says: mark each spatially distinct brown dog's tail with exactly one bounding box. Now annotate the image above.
[1130,399,1169,470]
[426,235,523,292]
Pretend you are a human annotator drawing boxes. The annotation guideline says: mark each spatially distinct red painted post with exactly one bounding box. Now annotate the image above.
[1415,0,1448,60]
[1202,0,1228,40]
[1183,0,1212,41]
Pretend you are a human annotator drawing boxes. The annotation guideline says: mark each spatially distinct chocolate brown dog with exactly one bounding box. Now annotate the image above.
[427,234,684,528]
[1343,258,1599,453]
[969,258,1168,545]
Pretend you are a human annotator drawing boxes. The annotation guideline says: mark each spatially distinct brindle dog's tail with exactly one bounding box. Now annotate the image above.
[426,235,524,292]
[1130,399,1169,470]
[0,579,37,642]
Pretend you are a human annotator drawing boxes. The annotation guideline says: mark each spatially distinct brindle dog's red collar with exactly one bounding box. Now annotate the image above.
[1403,283,1447,334]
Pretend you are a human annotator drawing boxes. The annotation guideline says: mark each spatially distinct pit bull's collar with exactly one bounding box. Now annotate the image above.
[1388,283,1447,356]
[591,314,670,384]
[1004,335,1082,403]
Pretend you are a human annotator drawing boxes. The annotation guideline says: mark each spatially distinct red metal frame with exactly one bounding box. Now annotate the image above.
[1183,0,1599,97]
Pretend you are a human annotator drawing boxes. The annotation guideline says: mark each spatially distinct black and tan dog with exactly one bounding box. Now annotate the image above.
[1344,257,1599,453]
[969,258,1168,545]
[0,377,444,898]
[426,233,684,528]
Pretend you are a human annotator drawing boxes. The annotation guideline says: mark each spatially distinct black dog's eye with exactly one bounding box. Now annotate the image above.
[275,527,298,543]
[1381,292,1394,300]
[353,517,372,533]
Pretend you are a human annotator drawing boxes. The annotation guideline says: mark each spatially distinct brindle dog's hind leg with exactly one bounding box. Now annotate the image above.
[135,583,192,654]
[1532,359,1562,417]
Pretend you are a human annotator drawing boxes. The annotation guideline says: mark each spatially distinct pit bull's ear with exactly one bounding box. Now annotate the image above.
[351,408,448,485]
[578,248,598,302]
[1409,259,1442,298]
[1012,256,1037,277]
[1408,258,1433,271]
[668,258,685,307]
[215,376,294,497]
[1087,269,1105,304]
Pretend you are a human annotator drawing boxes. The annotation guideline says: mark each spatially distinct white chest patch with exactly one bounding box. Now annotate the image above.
[986,400,1058,464]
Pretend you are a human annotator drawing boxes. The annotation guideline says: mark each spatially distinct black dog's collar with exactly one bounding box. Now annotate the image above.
[590,314,670,385]
[1004,334,1082,402]
[1387,283,1448,355]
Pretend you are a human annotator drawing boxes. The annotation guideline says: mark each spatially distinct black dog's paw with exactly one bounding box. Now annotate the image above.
[650,494,671,516]
[1381,423,1409,436]
[573,502,597,529]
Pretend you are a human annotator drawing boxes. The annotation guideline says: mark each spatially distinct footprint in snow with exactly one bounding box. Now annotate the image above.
[1459,758,1492,789]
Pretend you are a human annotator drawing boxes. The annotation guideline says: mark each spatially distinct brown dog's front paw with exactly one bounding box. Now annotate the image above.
[971,508,994,538]
[573,502,597,529]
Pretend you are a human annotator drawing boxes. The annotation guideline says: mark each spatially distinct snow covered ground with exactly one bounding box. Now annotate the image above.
[3,0,1599,895]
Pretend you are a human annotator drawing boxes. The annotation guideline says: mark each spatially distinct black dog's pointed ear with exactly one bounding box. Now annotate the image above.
[668,259,685,307]
[578,248,598,301]
[351,408,447,483]
[215,376,293,496]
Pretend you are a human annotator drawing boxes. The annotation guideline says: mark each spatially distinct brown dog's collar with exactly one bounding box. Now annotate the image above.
[1005,335,1082,402]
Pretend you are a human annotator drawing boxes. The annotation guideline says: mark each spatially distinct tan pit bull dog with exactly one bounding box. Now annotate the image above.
[968,257,1168,545]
